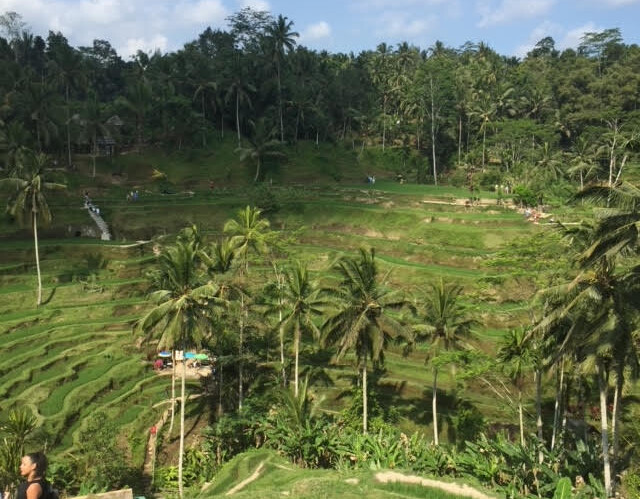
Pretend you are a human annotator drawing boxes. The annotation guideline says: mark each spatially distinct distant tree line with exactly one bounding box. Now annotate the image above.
[0,9,638,192]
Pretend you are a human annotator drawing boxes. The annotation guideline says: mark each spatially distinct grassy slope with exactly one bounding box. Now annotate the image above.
[0,138,551,466]
[195,449,496,499]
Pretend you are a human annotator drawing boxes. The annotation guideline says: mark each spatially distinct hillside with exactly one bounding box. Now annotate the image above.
[0,141,617,497]
[195,449,497,499]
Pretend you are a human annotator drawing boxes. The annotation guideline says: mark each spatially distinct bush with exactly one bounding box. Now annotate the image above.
[512,185,538,207]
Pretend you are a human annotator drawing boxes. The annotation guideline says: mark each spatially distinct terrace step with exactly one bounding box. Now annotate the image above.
[85,203,111,240]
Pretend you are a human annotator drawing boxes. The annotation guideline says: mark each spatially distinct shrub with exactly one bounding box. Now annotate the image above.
[512,185,538,207]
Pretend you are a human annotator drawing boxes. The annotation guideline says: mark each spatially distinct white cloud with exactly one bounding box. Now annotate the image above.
[374,11,436,39]
[235,0,270,11]
[176,0,228,25]
[512,20,561,58]
[557,22,600,51]
[599,0,640,5]
[120,34,168,59]
[476,0,555,28]
[0,0,234,56]
[301,21,331,42]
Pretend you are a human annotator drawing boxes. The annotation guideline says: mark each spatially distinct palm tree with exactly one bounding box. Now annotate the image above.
[21,81,61,152]
[223,205,271,274]
[498,327,533,447]
[323,248,408,433]
[1,151,66,306]
[281,260,326,397]
[135,239,220,499]
[202,237,236,275]
[568,137,597,190]
[1,122,31,172]
[236,117,284,182]
[82,93,109,178]
[193,79,218,148]
[413,279,475,445]
[49,44,86,167]
[118,80,152,148]
[534,256,636,497]
[265,15,299,142]
[470,92,497,169]
[225,62,255,148]
[575,182,640,266]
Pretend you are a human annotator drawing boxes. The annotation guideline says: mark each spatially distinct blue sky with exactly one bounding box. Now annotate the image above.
[1,0,639,59]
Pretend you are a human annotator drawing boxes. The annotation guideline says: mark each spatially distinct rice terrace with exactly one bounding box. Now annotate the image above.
[1,6,640,499]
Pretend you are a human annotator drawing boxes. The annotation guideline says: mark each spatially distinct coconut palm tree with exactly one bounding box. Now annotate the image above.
[413,279,475,445]
[1,122,31,172]
[534,255,638,497]
[1,151,66,306]
[225,63,255,148]
[82,93,109,178]
[281,260,326,397]
[49,43,86,167]
[236,117,284,182]
[323,248,408,433]
[223,205,271,274]
[498,327,534,446]
[193,79,218,148]
[265,15,298,142]
[135,239,220,499]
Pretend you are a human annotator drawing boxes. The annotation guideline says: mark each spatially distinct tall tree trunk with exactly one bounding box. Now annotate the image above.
[66,84,72,168]
[612,363,624,473]
[432,367,439,446]
[277,63,284,143]
[518,391,525,447]
[253,158,261,183]
[294,323,300,397]
[169,351,176,434]
[597,361,612,498]
[481,125,487,169]
[535,367,544,463]
[236,92,241,148]
[551,357,565,450]
[201,93,207,148]
[92,131,97,178]
[33,212,42,307]
[280,309,286,388]
[608,125,617,188]
[457,115,462,164]
[238,296,246,411]
[178,353,186,499]
[362,356,368,434]
[382,97,387,152]
[217,363,223,417]
[430,77,438,186]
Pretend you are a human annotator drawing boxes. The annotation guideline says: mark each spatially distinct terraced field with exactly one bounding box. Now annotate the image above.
[0,180,547,465]
[0,240,199,466]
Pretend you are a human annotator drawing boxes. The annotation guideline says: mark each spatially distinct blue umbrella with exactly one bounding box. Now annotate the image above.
[158,351,172,358]
[184,352,197,359]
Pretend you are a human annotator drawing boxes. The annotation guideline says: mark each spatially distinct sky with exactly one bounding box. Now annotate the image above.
[1,0,639,60]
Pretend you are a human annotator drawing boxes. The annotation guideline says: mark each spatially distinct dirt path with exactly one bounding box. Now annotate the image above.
[375,471,495,499]
[225,462,266,495]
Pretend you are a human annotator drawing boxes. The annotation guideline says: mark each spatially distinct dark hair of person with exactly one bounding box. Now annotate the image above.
[25,452,48,477]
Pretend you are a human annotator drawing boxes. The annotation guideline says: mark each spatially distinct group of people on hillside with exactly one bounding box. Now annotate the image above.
[126,190,139,201]
[83,192,101,216]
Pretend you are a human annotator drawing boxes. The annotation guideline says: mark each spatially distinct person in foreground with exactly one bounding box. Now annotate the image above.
[17,452,50,499]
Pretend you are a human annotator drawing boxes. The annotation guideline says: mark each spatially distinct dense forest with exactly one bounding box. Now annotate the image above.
[0,9,638,192]
[1,7,640,499]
